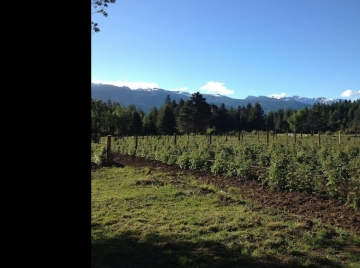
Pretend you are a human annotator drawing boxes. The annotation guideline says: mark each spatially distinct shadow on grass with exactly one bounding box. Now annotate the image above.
[109,162,125,168]
[93,162,125,169]
[91,230,342,268]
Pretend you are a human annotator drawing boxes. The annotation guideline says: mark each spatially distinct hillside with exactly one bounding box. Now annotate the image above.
[91,84,340,114]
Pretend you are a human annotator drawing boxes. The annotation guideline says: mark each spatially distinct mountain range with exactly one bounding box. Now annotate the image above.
[91,83,342,114]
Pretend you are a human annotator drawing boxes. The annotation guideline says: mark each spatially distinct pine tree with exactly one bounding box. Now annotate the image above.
[130,111,143,135]
[248,102,264,130]
[190,92,211,134]
[156,105,177,134]
[142,107,158,135]
[177,101,195,134]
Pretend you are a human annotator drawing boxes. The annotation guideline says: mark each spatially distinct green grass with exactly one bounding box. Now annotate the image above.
[91,166,360,268]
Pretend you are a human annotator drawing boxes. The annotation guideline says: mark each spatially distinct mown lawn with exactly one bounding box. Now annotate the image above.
[91,166,360,268]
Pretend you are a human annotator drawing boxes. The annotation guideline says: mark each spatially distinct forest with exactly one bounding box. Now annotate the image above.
[91,92,360,137]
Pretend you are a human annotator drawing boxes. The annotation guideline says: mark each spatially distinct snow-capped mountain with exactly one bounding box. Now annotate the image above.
[244,96,258,100]
[91,83,103,87]
[271,95,341,105]
[170,91,192,97]
[91,83,345,114]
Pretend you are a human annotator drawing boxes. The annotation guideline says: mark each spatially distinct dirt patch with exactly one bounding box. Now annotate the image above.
[106,153,360,234]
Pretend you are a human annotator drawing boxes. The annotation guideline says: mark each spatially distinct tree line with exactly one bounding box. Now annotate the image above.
[91,92,360,136]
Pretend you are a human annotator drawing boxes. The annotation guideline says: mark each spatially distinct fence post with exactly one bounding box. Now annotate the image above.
[286,130,288,145]
[338,131,341,145]
[209,134,212,145]
[135,135,138,150]
[174,133,177,145]
[107,135,111,164]
[266,131,269,144]
[318,131,321,146]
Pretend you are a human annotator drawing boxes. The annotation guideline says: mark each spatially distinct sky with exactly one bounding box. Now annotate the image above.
[91,0,360,101]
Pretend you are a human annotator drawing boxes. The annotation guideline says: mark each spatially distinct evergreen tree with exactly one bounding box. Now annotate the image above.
[305,110,321,134]
[234,106,242,131]
[264,111,275,132]
[191,92,211,133]
[177,101,195,134]
[130,111,143,135]
[177,92,211,134]
[248,102,264,130]
[329,109,341,131]
[156,105,177,134]
[142,107,158,135]
[112,104,132,135]
[91,99,107,135]
[348,103,360,134]
[171,100,177,110]
[217,103,229,133]
[228,107,237,132]
[239,106,248,131]
[164,95,172,106]
[174,98,185,118]
[208,104,219,132]
[275,109,283,132]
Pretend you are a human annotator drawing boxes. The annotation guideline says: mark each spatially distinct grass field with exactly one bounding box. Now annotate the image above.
[91,165,360,268]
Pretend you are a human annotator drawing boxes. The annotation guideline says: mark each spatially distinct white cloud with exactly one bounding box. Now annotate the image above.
[168,87,188,92]
[268,93,286,99]
[340,89,360,98]
[91,79,159,89]
[199,81,234,95]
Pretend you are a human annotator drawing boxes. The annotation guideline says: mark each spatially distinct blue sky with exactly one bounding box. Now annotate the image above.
[91,0,360,100]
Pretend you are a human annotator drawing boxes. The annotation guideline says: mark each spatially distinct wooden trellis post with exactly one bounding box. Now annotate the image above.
[286,130,288,144]
[107,135,111,164]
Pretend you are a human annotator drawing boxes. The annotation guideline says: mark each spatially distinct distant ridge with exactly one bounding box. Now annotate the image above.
[91,83,342,114]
